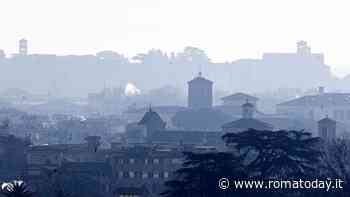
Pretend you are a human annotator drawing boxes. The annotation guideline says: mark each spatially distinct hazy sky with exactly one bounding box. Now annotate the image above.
[1,0,350,77]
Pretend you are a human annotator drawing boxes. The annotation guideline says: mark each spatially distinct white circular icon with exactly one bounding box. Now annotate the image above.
[218,178,230,190]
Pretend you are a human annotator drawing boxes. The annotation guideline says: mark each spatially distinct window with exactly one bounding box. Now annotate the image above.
[164,171,169,179]
[144,158,148,165]
[129,158,135,164]
[129,171,135,178]
[153,172,159,178]
[153,158,159,164]
[142,172,148,179]
[119,159,124,164]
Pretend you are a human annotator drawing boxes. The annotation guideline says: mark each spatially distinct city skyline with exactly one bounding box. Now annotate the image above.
[1,0,350,77]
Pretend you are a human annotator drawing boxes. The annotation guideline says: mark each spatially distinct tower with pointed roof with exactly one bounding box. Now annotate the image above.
[138,107,166,137]
[187,72,213,109]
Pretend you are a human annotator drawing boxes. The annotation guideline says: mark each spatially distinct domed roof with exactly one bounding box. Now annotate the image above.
[242,102,254,108]
[318,116,336,124]
[222,118,273,131]
[188,72,213,84]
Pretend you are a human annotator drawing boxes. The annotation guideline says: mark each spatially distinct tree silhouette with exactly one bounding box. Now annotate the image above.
[222,129,322,197]
[321,139,350,196]
[161,152,246,197]
[222,129,321,180]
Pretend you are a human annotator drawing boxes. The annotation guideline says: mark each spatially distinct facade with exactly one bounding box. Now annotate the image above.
[187,72,213,109]
[125,123,147,144]
[25,139,186,197]
[23,108,224,197]
[110,144,184,196]
[277,88,350,123]
[318,117,336,140]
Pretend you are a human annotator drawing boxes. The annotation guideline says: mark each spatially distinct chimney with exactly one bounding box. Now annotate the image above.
[318,87,325,94]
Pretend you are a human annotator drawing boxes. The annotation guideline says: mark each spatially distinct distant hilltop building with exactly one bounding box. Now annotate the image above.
[187,72,213,109]
[19,38,28,55]
[263,40,324,64]
[253,40,332,90]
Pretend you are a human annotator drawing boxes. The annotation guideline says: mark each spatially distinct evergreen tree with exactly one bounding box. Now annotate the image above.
[161,152,246,197]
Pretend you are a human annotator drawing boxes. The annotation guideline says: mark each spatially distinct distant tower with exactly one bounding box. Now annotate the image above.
[318,116,336,141]
[242,100,255,119]
[0,50,5,59]
[85,136,101,152]
[187,72,213,109]
[297,40,311,55]
[138,107,166,138]
[19,38,28,55]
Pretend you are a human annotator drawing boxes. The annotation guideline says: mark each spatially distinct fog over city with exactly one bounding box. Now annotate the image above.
[1,1,350,197]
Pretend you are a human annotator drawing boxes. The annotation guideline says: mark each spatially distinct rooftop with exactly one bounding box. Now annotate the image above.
[221,93,258,101]
[278,93,350,107]
[318,117,336,124]
[222,118,273,131]
[138,108,165,126]
[188,72,213,84]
